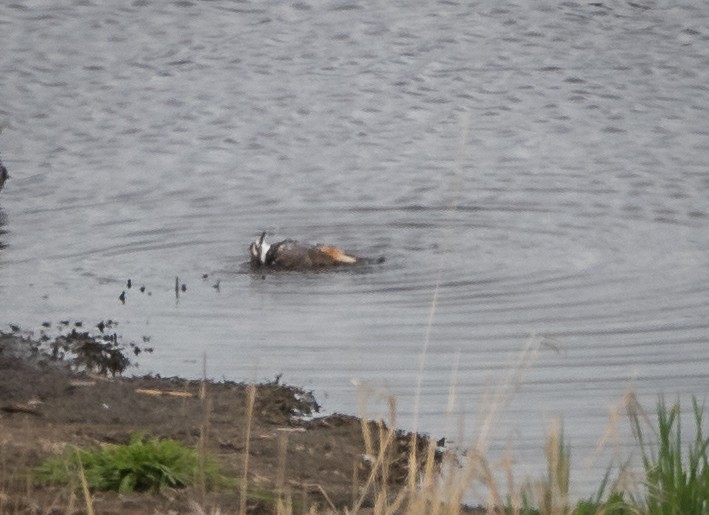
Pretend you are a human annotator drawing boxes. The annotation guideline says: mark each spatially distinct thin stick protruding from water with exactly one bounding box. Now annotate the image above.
[200,352,207,401]
[197,353,210,499]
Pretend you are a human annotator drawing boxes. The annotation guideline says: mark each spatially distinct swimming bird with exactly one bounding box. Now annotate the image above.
[249,232,383,270]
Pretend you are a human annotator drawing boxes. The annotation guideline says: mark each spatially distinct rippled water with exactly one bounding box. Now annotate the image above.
[2,0,709,499]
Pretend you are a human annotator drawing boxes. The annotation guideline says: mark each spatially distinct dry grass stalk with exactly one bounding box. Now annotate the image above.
[305,483,338,512]
[357,432,396,511]
[409,440,441,515]
[432,337,551,512]
[189,500,224,515]
[197,396,212,499]
[275,496,293,515]
[351,458,359,507]
[276,432,289,496]
[197,353,211,500]
[540,418,570,515]
[134,388,193,398]
[586,388,643,502]
[357,386,375,458]
[65,469,77,515]
[503,448,520,514]
[347,335,552,514]
[385,485,407,515]
[392,115,471,515]
[351,398,399,514]
[376,420,390,511]
[76,448,94,515]
[410,278,441,485]
[199,351,208,401]
[239,384,256,515]
[477,336,549,456]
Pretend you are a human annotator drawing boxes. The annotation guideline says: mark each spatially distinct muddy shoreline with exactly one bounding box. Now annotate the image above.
[0,331,458,514]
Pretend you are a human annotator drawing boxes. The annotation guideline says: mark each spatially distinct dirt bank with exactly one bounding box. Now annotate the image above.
[0,331,439,514]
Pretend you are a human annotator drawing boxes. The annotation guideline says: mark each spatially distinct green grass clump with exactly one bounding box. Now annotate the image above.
[630,396,709,515]
[35,434,221,493]
[507,396,709,515]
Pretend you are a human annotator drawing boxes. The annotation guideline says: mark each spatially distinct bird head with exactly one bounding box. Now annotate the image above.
[249,232,270,265]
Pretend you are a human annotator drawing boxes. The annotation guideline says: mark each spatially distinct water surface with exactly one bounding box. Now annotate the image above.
[1,0,708,499]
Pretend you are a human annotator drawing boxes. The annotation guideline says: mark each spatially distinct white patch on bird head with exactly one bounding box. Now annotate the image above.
[257,242,270,263]
[250,233,270,264]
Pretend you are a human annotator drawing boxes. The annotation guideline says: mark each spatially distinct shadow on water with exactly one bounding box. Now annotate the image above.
[0,164,7,194]
[236,257,389,277]
[0,209,7,251]
[0,147,9,251]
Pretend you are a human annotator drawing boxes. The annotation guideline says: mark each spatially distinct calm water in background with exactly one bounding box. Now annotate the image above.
[2,0,709,499]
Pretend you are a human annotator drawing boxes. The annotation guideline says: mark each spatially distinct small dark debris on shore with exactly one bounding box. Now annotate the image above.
[52,329,130,377]
[2,320,150,377]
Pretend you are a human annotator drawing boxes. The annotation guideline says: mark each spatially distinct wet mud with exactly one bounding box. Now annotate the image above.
[0,330,445,514]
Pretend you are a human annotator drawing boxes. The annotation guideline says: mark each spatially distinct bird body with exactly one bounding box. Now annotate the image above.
[249,233,381,270]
